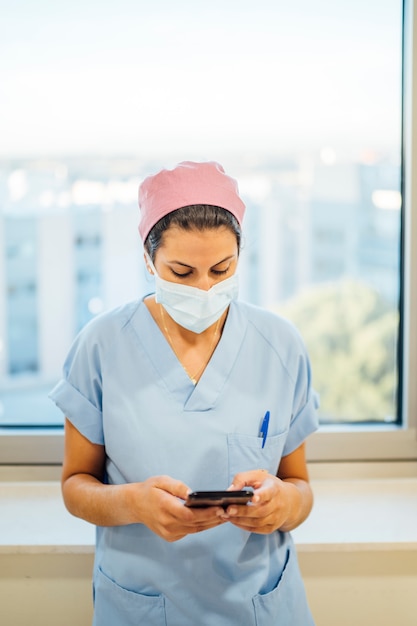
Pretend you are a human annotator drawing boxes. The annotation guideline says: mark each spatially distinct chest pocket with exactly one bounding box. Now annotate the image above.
[227,430,288,482]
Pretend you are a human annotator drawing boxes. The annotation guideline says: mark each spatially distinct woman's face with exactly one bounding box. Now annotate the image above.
[150,226,239,291]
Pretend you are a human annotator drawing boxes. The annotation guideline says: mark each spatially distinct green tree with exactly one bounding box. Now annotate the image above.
[276,280,399,422]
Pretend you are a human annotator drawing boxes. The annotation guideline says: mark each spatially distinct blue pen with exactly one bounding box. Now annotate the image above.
[259,411,270,448]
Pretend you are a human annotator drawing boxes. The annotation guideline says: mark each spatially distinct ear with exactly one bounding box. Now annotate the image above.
[144,252,154,275]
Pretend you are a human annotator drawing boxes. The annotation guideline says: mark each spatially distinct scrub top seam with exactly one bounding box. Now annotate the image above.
[245,317,298,387]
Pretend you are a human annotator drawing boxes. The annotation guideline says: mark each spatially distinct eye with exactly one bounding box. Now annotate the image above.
[211,263,230,276]
[211,265,230,276]
[171,268,192,278]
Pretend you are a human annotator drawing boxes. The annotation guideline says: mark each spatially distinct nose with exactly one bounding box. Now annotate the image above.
[195,274,213,291]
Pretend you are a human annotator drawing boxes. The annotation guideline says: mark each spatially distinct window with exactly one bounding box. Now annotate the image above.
[1,0,415,464]
[5,217,39,374]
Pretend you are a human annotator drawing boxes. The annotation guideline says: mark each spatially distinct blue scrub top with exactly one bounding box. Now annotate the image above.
[50,298,319,626]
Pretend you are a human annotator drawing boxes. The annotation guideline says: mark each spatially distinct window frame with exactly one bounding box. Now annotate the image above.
[0,0,415,466]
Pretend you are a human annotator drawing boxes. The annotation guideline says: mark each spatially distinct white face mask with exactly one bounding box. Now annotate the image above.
[146,255,239,334]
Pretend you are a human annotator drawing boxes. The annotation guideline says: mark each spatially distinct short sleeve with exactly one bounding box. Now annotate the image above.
[282,345,320,457]
[49,322,105,445]
[282,389,319,456]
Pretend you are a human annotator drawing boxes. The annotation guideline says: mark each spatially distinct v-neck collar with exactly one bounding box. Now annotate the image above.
[133,299,247,411]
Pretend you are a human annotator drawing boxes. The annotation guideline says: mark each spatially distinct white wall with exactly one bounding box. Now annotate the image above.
[302,550,417,626]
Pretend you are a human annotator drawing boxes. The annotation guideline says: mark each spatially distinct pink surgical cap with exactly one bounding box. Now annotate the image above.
[138,161,246,242]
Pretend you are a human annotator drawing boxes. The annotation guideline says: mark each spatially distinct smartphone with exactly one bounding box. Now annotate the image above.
[185,489,253,508]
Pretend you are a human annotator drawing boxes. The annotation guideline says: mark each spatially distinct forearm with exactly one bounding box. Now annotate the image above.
[62,474,140,527]
[278,478,314,532]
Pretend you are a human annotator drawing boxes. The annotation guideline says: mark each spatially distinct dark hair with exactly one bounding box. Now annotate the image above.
[144,204,242,261]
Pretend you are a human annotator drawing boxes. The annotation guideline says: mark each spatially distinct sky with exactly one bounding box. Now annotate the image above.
[0,0,403,159]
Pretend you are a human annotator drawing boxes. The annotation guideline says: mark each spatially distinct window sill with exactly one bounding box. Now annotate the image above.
[0,482,93,555]
[292,477,417,552]
[1,477,416,555]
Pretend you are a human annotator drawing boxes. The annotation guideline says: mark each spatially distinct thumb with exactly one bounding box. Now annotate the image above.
[230,469,270,490]
[153,475,191,501]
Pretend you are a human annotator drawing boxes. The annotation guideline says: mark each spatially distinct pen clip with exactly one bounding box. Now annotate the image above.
[259,411,270,449]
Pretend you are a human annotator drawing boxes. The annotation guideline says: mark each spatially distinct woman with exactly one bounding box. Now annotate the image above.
[50,160,319,626]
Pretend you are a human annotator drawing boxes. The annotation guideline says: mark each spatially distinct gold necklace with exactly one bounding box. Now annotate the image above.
[159,305,221,385]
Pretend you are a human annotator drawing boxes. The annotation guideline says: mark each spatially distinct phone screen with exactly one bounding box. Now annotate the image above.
[185,489,253,508]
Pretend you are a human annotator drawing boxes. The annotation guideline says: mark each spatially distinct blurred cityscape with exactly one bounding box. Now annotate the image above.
[0,153,401,425]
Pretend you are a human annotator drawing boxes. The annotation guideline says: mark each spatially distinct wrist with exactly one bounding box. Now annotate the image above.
[122,482,145,525]
[279,479,310,532]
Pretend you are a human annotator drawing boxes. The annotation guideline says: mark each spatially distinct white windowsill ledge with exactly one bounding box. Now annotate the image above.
[1,478,417,555]
[293,478,417,552]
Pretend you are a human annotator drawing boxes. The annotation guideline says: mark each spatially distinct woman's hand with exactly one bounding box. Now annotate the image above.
[221,444,314,533]
[219,470,299,533]
[130,475,226,542]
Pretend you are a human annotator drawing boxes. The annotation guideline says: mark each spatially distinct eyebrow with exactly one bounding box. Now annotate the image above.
[168,254,236,269]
